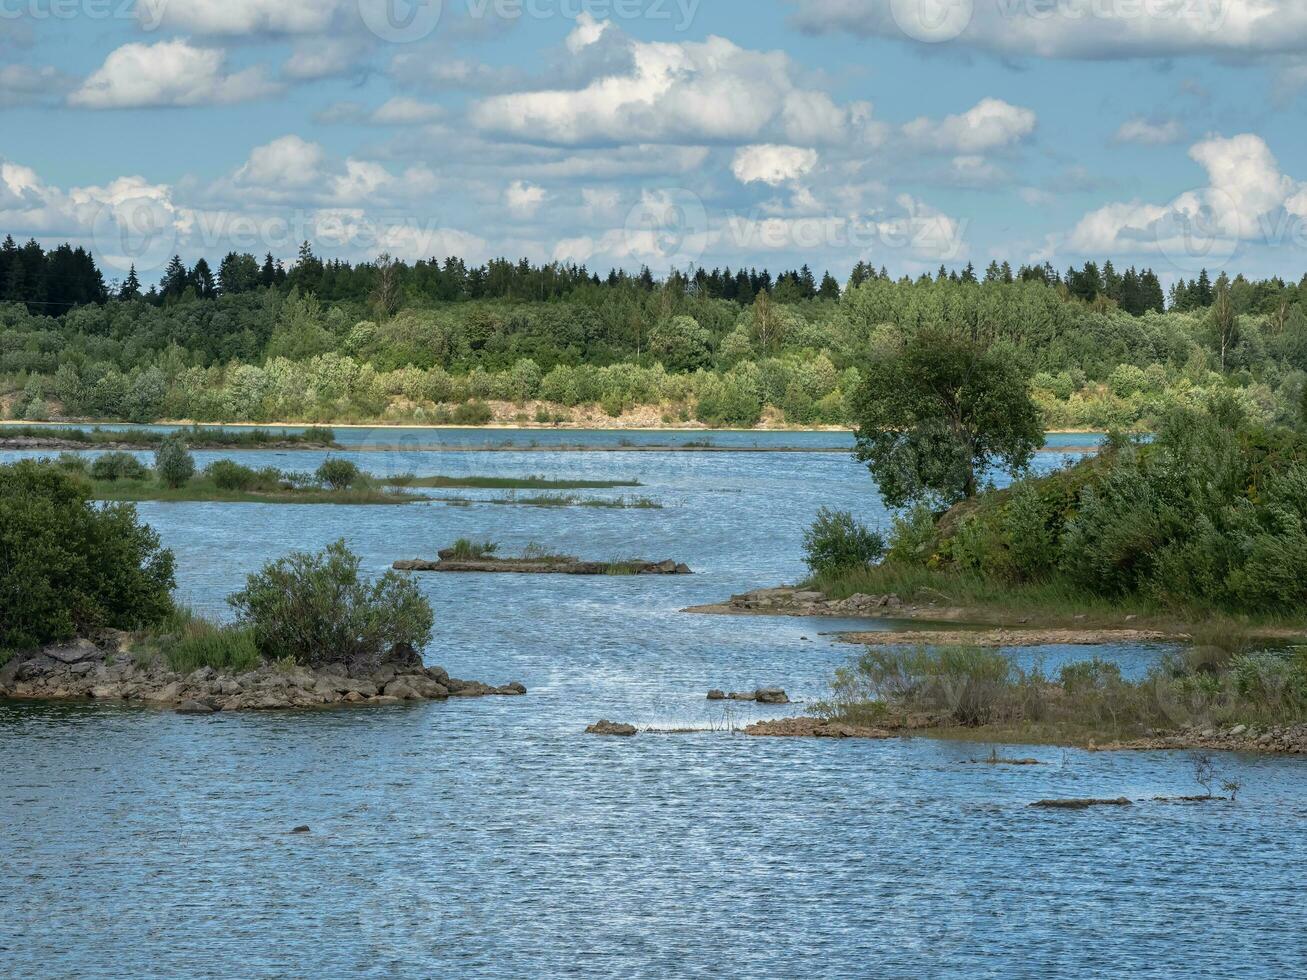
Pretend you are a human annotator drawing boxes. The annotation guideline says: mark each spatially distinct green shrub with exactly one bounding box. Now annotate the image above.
[0,461,175,648]
[802,507,885,576]
[228,539,433,670]
[90,452,148,482]
[206,459,261,491]
[315,457,362,490]
[886,504,939,565]
[154,436,194,488]
[826,645,1017,727]
[55,452,88,474]
[452,401,493,425]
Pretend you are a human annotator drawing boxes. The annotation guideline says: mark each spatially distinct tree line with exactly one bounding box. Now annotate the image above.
[5,232,1283,320]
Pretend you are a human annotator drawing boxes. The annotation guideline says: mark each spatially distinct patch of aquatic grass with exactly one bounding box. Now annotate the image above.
[393,474,641,490]
[87,473,419,506]
[447,538,499,560]
[815,641,1307,745]
[520,542,578,563]
[1,424,335,448]
[431,493,661,509]
[157,614,262,675]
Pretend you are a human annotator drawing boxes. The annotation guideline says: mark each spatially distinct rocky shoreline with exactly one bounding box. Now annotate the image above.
[685,587,962,620]
[0,634,525,712]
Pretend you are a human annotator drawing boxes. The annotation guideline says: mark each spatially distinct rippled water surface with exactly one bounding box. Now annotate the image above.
[3,432,1304,978]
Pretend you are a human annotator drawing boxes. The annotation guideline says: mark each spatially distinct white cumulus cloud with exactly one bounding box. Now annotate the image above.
[70,41,279,109]
[902,98,1037,154]
[732,145,819,186]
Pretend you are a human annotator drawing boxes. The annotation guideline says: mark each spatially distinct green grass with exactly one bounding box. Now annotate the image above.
[1,424,336,448]
[155,614,263,674]
[389,474,641,490]
[88,475,421,506]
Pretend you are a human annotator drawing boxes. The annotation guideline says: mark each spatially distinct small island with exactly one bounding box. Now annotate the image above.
[396,541,692,576]
[0,461,524,712]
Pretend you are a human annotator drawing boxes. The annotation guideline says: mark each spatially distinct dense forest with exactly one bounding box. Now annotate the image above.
[3,235,1307,430]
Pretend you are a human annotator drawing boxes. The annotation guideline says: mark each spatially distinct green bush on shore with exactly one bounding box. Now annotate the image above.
[315,457,362,490]
[90,451,147,482]
[229,539,433,669]
[802,508,885,577]
[869,398,1307,616]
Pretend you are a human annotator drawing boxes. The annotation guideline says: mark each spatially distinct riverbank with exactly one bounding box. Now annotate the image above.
[687,586,1307,645]
[0,633,526,711]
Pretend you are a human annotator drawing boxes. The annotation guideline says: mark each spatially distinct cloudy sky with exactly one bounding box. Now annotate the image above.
[3,0,1307,287]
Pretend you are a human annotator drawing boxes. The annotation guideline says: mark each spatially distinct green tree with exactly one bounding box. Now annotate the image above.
[0,461,175,648]
[851,326,1044,507]
[154,436,195,488]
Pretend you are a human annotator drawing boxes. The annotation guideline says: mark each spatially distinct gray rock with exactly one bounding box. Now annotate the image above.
[707,689,726,700]
[1229,724,1248,737]
[176,700,215,715]
[383,680,422,700]
[43,639,104,665]
[586,720,637,736]
[755,688,790,705]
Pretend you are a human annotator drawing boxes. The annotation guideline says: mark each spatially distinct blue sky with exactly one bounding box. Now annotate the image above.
[3,0,1306,289]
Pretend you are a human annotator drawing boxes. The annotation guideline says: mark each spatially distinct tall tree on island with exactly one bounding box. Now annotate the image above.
[850,325,1044,507]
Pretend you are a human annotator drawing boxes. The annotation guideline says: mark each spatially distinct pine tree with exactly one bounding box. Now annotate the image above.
[159,255,188,300]
[190,257,217,299]
[818,271,841,300]
[120,265,141,301]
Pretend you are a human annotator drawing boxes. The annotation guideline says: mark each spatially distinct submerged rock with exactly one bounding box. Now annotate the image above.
[586,720,637,736]
[718,688,791,704]
[743,717,892,739]
[1029,798,1133,810]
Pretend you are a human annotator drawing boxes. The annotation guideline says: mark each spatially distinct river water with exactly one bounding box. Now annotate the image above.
[2,429,1304,978]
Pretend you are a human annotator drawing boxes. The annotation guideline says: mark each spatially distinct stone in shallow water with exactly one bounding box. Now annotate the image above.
[586,720,637,736]
[176,700,216,715]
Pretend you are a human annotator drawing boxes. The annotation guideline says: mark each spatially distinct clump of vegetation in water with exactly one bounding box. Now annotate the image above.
[802,507,885,576]
[392,474,641,490]
[229,539,433,669]
[815,642,1307,742]
[0,425,336,448]
[447,538,500,560]
[0,460,175,649]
